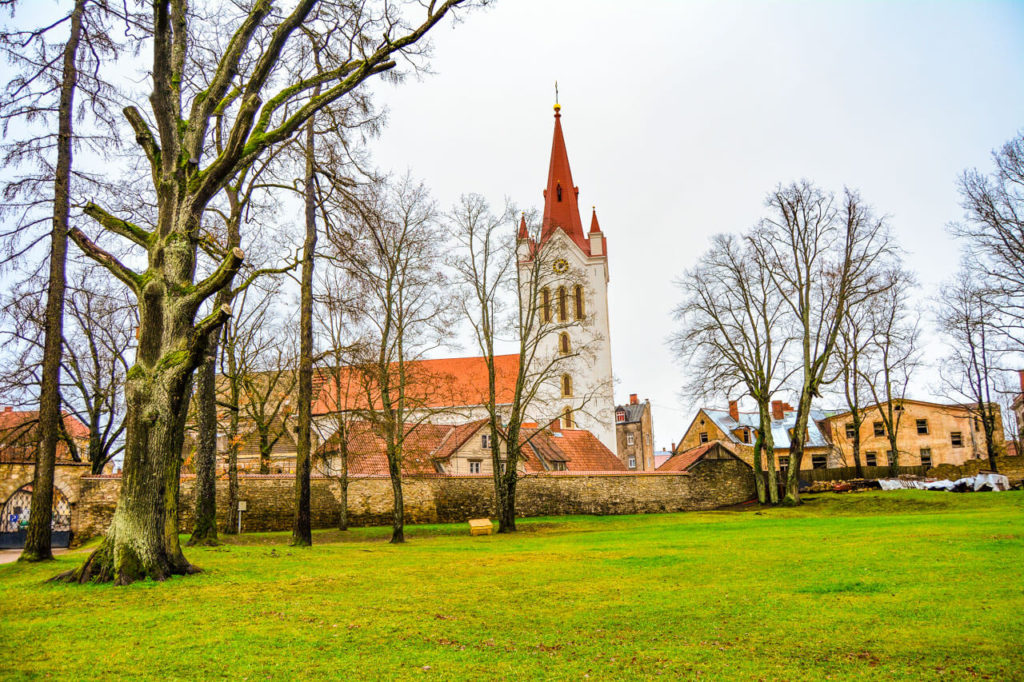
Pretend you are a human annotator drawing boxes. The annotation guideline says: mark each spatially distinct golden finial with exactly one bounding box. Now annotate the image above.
[554,80,560,112]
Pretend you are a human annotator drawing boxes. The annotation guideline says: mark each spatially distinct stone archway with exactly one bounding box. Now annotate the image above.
[0,484,72,549]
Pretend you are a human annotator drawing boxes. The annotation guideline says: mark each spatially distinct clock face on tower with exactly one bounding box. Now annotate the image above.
[552,258,569,274]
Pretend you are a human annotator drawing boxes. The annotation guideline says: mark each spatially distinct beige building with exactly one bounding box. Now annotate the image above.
[823,399,1005,469]
[614,394,655,471]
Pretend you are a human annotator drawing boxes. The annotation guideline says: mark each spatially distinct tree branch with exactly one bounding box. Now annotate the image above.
[68,227,143,293]
[81,201,152,247]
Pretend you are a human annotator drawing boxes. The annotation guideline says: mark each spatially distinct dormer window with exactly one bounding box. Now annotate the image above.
[556,184,562,201]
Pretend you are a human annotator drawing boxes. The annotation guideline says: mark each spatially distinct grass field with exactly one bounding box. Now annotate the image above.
[1,491,1023,680]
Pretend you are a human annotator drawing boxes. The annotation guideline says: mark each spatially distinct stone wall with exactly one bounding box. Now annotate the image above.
[927,455,1024,485]
[71,459,756,543]
[0,462,90,508]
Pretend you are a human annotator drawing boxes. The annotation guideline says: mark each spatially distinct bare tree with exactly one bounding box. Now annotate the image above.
[2,0,127,561]
[58,0,472,584]
[861,269,920,476]
[312,269,363,531]
[671,233,791,504]
[831,301,872,477]
[950,131,1024,347]
[330,175,453,543]
[937,267,1002,471]
[751,183,894,505]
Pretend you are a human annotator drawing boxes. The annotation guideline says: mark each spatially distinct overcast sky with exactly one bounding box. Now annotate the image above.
[364,0,1024,449]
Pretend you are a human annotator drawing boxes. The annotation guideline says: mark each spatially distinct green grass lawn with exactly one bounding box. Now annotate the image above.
[2,491,1023,680]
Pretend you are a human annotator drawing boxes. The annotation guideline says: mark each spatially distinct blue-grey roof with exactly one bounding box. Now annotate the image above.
[701,407,830,449]
[615,403,646,424]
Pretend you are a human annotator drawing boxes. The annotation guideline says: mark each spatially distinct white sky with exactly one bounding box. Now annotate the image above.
[367,0,1024,449]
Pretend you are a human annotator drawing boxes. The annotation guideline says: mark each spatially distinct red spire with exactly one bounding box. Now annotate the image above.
[518,212,528,240]
[540,104,589,254]
[589,206,601,233]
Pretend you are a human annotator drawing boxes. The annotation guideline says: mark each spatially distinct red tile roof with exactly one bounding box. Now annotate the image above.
[312,355,521,415]
[316,418,625,476]
[521,427,627,472]
[658,441,737,472]
[0,408,89,462]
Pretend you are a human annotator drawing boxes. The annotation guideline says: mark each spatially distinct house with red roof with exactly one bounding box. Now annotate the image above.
[0,406,90,464]
[315,417,626,478]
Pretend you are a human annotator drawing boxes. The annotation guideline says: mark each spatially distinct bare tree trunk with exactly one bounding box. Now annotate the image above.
[291,117,316,548]
[21,0,86,563]
[187,346,219,546]
[387,444,405,543]
[224,330,240,534]
[337,435,349,531]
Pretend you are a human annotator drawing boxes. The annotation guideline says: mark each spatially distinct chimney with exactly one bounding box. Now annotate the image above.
[550,418,561,433]
[1019,369,1024,393]
[3,406,11,413]
[671,441,676,453]
[629,393,638,405]
[728,400,739,421]
[772,400,785,421]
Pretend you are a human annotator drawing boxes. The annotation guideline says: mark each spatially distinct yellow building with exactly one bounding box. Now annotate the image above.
[823,399,1004,468]
[674,400,834,471]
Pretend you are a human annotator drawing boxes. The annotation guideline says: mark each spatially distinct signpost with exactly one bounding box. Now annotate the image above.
[237,500,247,534]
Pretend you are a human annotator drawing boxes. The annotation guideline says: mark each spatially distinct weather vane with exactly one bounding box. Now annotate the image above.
[555,80,559,105]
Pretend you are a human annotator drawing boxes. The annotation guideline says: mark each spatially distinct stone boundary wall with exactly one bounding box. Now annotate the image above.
[1,462,90,507]
[927,455,1024,485]
[71,459,755,543]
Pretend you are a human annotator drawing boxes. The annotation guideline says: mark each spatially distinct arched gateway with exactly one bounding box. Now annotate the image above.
[0,484,72,549]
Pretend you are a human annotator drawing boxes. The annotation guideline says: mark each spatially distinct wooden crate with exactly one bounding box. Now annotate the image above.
[468,518,493,536]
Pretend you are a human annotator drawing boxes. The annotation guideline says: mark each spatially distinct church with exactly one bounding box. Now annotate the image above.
[311,102,618,455]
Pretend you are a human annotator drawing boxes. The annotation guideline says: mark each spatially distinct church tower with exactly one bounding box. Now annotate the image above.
[519,103,616,452]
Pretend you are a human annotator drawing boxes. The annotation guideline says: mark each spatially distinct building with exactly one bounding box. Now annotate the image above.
[0,406,90,464]
[315,418,626,477]
[1,407,93,549]
[304,103,618,452]
[673,400,833,471]
[614,394,655,471]
[657,440,748,473]
[823,399,1005,469]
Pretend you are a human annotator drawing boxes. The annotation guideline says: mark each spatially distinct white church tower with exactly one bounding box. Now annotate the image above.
[518,102,616,452]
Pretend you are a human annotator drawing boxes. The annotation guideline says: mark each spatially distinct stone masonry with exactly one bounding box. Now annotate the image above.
[70,459,756,544]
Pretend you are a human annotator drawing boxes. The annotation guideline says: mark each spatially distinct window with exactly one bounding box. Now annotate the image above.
[845,422,856,439]
[741,429,750,444]
[558,332,571,355]
[920,448,932,467]
[916,419,929,435]
[626,433,635,446]
[811,455,827,469]
[561,374,573,397]
[540,287,551,323]
[873,421,885,437]
[699,431,709,444]
[556,183,562,201]
[500,462,507,474]
[951,431,963,447]
[778,456,790,470]
[627,456,636,469]
[469,460,481,474]
[865,451,877,467]
[557,286,568,322]
[615,410,625,423]
[481,434,490,449]
[574,285,585,320]
[562,406,575,428]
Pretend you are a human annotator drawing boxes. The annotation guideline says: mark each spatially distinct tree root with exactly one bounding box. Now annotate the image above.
[49,537,200,585]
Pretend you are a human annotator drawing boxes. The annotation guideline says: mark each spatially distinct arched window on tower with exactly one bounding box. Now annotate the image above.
[574,284,585,320]
[540,287,551,323]
[557,286,568,322]
[562,406,575,428]
[558,332,571,355]
[556,184,562,202]
[561,374,573,397]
